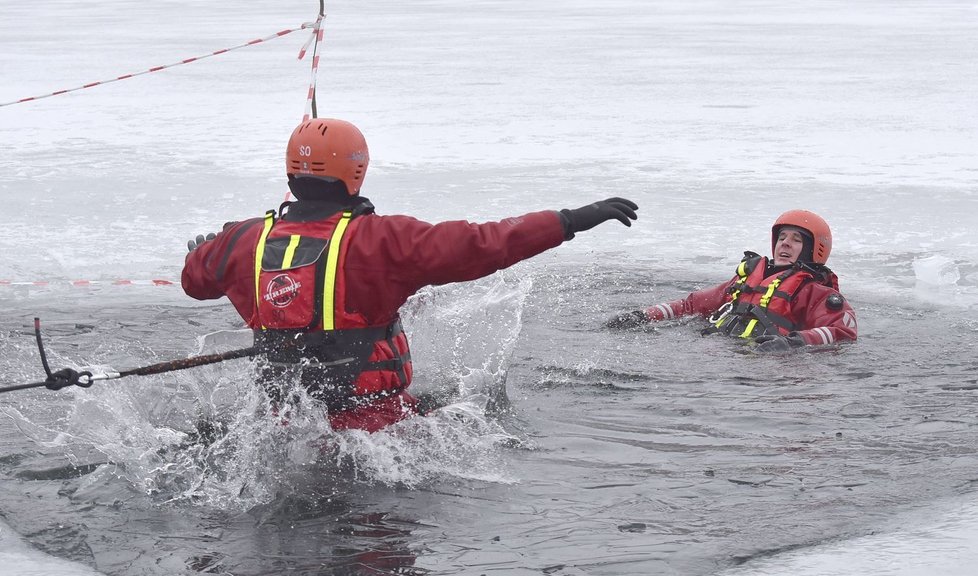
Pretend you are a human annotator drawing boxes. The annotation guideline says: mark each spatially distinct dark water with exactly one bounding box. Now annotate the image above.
[3,0,977,572]
[2,259,978,575]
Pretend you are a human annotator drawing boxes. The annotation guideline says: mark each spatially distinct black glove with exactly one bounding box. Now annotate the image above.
[754,332,806,353]
[187,232,216,253]
[604,310,649,329]
[560,197,638,239]
[45,368,93,391]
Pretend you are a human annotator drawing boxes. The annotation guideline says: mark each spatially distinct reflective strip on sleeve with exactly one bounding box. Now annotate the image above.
[813,327,834,345]
[655,303,674,319]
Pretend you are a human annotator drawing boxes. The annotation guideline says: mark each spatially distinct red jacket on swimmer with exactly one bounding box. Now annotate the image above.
[183,117,639,432]
[606,210,856,353]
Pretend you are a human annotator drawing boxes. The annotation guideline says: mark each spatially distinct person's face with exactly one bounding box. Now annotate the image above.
[773,227,806,266]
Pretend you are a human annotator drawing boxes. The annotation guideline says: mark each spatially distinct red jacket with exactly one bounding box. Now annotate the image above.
[644,260,857,346]
[183,202,566,431]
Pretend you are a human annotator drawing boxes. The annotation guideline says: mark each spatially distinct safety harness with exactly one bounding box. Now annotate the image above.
[252,204,409,410]
[703,252,830,339]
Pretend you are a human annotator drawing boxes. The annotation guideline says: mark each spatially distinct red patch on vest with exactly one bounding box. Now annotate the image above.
[264,274,302,308]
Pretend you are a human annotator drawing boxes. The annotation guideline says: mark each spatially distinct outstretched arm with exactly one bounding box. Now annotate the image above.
[605,281,733,328]
[346,199,639,319]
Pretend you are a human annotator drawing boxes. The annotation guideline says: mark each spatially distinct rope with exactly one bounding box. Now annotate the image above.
[0,347,257,394]
[0,23,315,108]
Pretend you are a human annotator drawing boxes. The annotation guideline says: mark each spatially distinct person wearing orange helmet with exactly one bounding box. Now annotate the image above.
[606,210,856,352]
[182,118,638,432]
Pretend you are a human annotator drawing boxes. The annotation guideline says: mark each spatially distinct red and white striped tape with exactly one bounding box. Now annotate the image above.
[284,13,327,204]
[300,15,325,122]
[0,23,315,108]
[0,279,177,287]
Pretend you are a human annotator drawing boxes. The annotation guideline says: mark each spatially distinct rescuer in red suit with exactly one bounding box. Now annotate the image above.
[606,210,856,352]
[182,118,638,432]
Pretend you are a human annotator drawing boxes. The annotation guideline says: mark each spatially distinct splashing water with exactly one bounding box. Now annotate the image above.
[3,272,535,511]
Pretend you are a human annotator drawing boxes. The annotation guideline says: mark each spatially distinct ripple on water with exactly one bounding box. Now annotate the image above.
[840,403,885,418]
[912,419,973,434]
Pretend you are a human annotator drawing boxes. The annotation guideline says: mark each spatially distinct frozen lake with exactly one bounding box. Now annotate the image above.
[2,1,977,574]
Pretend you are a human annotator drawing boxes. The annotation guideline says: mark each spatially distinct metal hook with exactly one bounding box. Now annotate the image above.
[708,302,733,325]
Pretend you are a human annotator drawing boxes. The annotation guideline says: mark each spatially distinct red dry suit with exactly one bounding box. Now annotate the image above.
[182,197,566,432]
[643,252,857,345]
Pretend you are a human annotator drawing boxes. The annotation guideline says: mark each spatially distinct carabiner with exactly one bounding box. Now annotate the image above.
[708,302,733,325]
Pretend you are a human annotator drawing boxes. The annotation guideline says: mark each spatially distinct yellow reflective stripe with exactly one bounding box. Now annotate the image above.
[321,211,352,330]
[758,278,782,307]
[253,212,275,329]
[728,262,750,302]
[739,280,782,337]
[738,318,758,338]
[281,235,301,269]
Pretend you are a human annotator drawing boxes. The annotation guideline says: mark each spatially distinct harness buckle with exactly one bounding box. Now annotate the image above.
[708,301,733,324]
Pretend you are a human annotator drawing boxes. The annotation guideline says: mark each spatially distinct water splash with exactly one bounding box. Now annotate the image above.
[3,271,535,511]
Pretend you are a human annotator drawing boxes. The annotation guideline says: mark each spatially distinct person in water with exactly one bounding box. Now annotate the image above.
[182,117,639,432]
[606,210,856,352]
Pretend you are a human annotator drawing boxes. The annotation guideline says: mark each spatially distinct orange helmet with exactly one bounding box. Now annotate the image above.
[285,118,369,195]
[772,210,832,264]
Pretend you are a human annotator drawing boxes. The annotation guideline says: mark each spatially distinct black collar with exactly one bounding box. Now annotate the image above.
[280,196,375,222]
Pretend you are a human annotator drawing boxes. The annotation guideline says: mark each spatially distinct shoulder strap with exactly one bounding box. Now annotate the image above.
[252,210,277,325]
[727,252,765,300]
[321,211,354,330]
[740,251,763,275]
[795,262,839,288]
